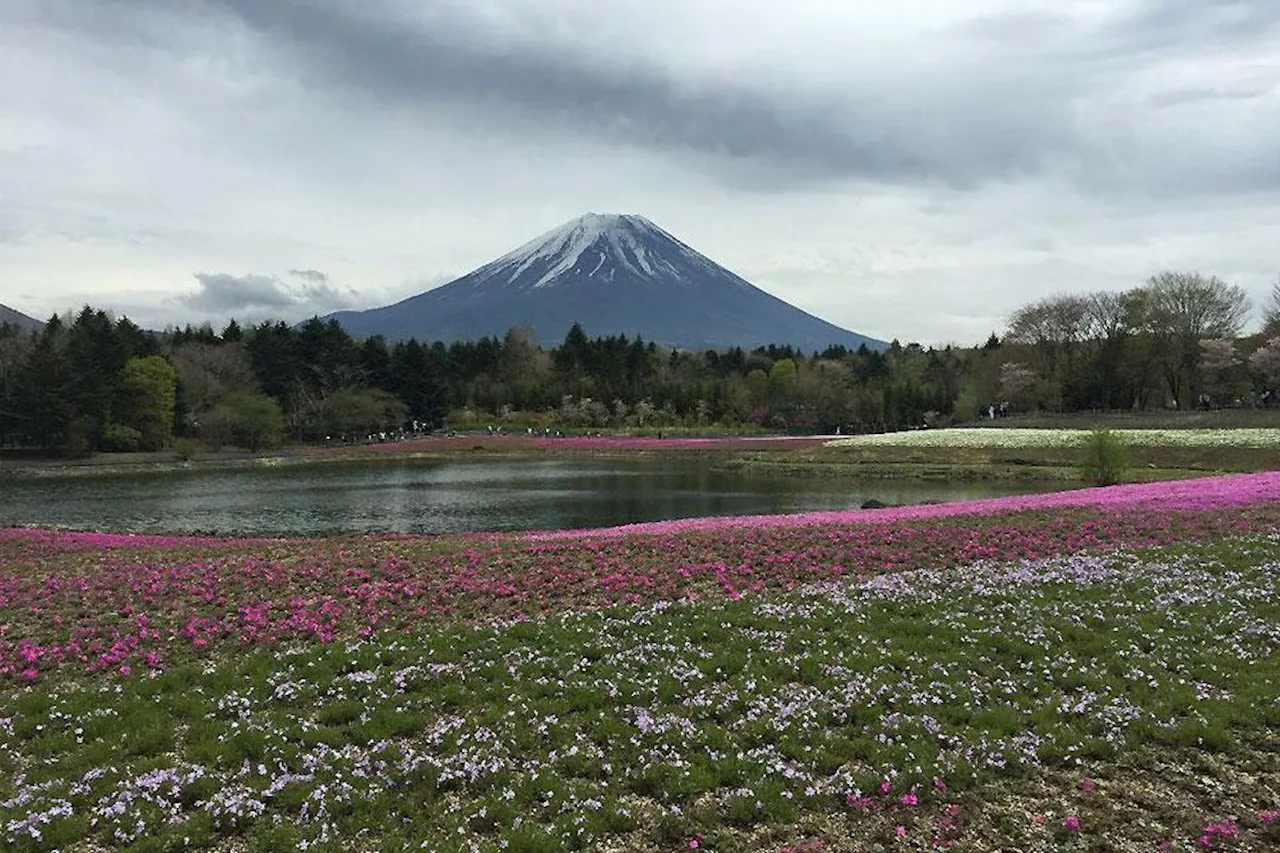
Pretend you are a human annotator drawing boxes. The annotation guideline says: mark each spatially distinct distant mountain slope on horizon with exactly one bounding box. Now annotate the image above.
[328,214,887,352]
[0,303,44,332]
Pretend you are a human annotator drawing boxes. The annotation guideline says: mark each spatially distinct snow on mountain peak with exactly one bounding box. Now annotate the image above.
[478,212,707,290]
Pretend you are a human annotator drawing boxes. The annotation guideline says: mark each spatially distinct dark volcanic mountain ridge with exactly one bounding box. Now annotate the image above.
[0,303,44,332]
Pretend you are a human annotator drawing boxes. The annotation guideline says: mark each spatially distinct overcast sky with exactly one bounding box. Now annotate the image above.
[2,0,1278,345]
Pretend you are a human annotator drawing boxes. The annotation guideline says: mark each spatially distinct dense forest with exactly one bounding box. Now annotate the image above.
[2,271,1278,455]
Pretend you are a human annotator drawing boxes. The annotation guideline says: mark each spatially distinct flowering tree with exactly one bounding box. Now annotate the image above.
[1198,338,1241,405]
[1249,337,1280,391]
[999,361,1037,409]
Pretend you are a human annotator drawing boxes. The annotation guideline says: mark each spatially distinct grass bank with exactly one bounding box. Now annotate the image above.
[739,444,1279,483]
[736,427,1280,484]
[0,434,832,481]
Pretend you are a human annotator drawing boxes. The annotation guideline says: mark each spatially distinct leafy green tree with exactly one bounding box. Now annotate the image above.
[554,322,591,385]
[390,340,447,428]
[20,317,73,449]
[65,307,128,446]
[117,355,178,450]
[296,317,359,392]
[246,321,301,401]
[360,336,394,392]
[0,324,34,446]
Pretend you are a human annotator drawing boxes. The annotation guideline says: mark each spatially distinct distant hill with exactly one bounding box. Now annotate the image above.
[328,213,886,352]
[0,303,44,332]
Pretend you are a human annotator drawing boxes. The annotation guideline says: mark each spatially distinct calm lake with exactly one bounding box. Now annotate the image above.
[0,458,1061,536]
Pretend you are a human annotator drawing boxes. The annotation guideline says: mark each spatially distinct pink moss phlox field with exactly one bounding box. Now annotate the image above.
[526,471,1280,540]
[2,472,1278,681]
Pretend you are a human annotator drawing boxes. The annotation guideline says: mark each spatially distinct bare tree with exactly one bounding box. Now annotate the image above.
[1006,294,1090,408]
[1008,295,1090,347]
[1261,277,1280,338]
[1141,272,1250,406]
[1143,271,1250,339]
[169,342,258,416]
[1083,290,1141,340]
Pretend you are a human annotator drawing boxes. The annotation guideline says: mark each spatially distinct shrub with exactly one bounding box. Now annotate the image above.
[1078,428,1128,486]
[173,437,197,461]
[202,392,286,451]
[100,422,144,453]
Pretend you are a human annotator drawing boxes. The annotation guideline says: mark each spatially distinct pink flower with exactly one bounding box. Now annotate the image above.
[119,664,131,676]
[1064,815,1081,831]
[880,780,893,795]
[895,826,908,838]
[1200,819,1238,840]
[1081,778,1096,794]
[900,792,918,807]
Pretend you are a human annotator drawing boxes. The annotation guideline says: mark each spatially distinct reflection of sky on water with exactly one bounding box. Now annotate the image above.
[0,458,1063,536]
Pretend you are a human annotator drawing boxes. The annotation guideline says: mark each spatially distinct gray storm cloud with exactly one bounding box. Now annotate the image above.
[182,271,358,314]
[152,0,1055,186]
[75,0,1276,195]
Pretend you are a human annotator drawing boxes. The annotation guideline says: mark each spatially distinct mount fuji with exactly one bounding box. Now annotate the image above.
[328,214,886,351]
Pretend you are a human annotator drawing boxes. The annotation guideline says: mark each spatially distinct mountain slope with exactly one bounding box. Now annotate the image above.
[329,214,886,351]
[0,303,44,332]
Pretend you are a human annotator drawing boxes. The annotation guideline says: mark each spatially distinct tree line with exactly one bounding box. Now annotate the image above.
[2,271,1278,455]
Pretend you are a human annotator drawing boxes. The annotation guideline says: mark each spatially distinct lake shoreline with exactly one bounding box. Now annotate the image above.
[0,433,835,480]
[9,428,1276,485]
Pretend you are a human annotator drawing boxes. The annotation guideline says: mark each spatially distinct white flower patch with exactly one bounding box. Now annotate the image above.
[825,427,1280,450]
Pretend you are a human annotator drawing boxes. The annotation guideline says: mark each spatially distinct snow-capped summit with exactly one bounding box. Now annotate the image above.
[328,214,885,351]
[473,213,734,292]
